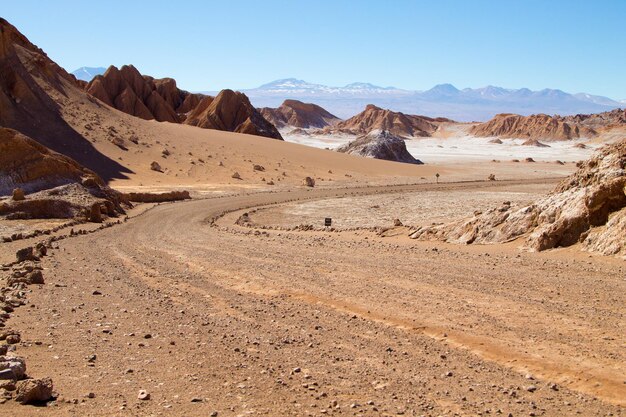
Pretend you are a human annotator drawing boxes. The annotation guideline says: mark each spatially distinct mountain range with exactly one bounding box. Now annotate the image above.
[72,69,623,122]
[240,78,623,122]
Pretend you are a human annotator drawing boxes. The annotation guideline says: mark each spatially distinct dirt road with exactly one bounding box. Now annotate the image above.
[3,179,625,416]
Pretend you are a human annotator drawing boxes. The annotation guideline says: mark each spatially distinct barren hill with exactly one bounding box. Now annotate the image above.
[0,18,129,181]
[86,65,201,123]
[469,113,597,141]
[86,66,282,140]
[337,130,422,164]
[259,99,340,129]
[318,104,443,138]
[185,89,283,140]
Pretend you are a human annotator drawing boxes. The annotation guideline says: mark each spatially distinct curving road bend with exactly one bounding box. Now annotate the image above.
[6,179,626,416]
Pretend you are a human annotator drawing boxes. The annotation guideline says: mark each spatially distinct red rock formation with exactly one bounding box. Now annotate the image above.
[85,67,281,139]
[318,105,440,138]
[470,113,597,141]
[86,65,182,123]
[185,89,283,140]
[259,100,340,129]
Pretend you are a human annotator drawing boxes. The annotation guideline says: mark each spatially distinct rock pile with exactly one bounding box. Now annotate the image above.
[0,246,55,405]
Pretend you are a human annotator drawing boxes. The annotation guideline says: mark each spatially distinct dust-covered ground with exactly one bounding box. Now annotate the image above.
[246,182,552,230]
[1,180,624,417]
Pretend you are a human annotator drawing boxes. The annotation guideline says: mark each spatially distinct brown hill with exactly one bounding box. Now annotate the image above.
[86,66,204,123]
[318,105,440,138]
[185,89,283,140]
[0,18,129,181]
[259,100,340,129]
[86,66,281,139]
[563,108,626,130]
[470,113,597,141]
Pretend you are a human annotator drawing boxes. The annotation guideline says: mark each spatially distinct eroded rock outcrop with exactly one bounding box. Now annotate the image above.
[0,127,100,195]
[410,139,626,256]
[337,130,423,164]
[259,100,340,129]
[318,104,442,138]
[185,89,283,140]
[470,113,597,141]
[0,128,128,221]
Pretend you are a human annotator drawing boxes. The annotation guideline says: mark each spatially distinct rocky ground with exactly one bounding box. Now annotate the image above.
[0,181,624,416]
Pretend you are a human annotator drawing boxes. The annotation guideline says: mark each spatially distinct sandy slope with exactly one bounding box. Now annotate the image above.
[1,181,624,416]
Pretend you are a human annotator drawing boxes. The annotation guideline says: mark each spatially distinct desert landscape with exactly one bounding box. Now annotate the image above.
[0,5,625,417]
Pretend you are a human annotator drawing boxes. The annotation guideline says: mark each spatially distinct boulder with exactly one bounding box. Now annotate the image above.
[0,356,26,380]
[15,377,53,404]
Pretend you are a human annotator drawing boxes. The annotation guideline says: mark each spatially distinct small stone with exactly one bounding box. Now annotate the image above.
[138,390,150,400]
[12,188,25,201]
[293,367,301,373]
[6,334,20,344]
[92,290,102,296]
[526,385,537,393]
[86,392,95,399]
[231,172,241,180]
[190,397,203,402]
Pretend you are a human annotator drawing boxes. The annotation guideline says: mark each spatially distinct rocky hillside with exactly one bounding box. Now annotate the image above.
[259,99,340,129]
[318,105,442,138]
[470,113,597,141]
[86,65,203,123]
[0,127,127,221]
[0,18,127,180]
[337,130,422,164]
[85,66,282,140]
[410,139,626,257]
[563,108,626,130]
[185,89,282,140]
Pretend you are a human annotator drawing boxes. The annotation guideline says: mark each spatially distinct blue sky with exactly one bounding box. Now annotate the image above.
[3,0,625,98]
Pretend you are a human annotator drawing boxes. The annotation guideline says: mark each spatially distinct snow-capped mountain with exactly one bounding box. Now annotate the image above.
[71,67,106,82]
[243,79,623,121]
[253,78,410,97]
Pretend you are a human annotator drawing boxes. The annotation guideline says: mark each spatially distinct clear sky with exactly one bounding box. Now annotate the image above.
[3,0,625,98]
